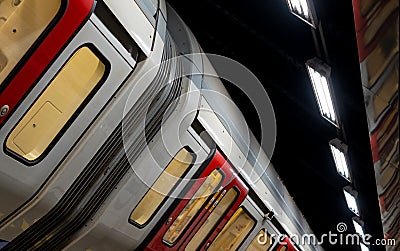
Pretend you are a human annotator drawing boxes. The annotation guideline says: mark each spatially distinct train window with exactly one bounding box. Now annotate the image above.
[163,169,224,245]
[246,229,273,251]
[277,246,287,251]
[6,46,107,161]
[0,0,63,85]
[208,207,256,250]
[185,188,238,250]
[130,148,195,226]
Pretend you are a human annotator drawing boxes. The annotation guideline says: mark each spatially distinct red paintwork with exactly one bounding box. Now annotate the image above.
[351,0,393,31]
[0,0,95,126]
[352,0,372,32]
[274,236,297,251]
[351,0,398,61]
[370,131,379,163]
[379,196,387,212]
[355,10,398,62]
[146,150,249,251]
[183,172,248,250]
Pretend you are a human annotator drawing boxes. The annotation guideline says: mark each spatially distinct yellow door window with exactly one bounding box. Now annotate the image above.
[185,188,238,250]
[0,0,62,85]
[130,148,195,226]
[6,46,106,161]
[163,169,223,245]
[246,229,273,251]
[208,207,255,250]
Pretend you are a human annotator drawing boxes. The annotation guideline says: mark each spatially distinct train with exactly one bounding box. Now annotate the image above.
[352,0,399,245]
[0,0,322,250]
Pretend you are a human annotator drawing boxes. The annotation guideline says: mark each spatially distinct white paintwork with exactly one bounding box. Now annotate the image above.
[104,0,154,56]
[64,79,206,250]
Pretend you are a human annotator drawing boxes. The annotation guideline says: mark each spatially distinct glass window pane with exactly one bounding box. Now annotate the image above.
[163,169,223,245]
[6,46,106,161]
[246,229,273,251]
[0,0,62,85]
[185,188,238,250]
[130,148,195,226]
[208,207,255,250]
[278,246,287,251]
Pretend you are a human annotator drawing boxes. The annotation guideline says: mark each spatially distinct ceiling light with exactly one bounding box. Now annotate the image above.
[360,243,369,251]
[329,139,351,182]
[306,58,339,127]
[352,217,365,238]
[286,0,317,28]
[343,186,359,216]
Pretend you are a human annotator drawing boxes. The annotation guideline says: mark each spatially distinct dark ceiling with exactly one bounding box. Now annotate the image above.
[168,0,385,250]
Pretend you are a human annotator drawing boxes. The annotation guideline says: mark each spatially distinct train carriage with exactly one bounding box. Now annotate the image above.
[0,0,321,250]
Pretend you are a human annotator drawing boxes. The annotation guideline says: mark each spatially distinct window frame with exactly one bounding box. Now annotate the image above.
[146,150,251,250]
[183,186,240,250]
[129,146,196,228]
[206,206,257,250]
[0,0,96,131]
[4,43,110,165]
[162,167,226,247]
[245,228,277,251]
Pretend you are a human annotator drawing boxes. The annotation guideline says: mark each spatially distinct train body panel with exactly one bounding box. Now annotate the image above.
[0,0,165,235]
[0,0,95,126]
[0,18,134,224]
[0,0,322,250]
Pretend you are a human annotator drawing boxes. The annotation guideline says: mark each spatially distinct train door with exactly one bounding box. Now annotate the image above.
[145,150,249,250]
[192,197,258,251]
[241,205,279,251]
[0,5,136,238]
[240,202,299,251]
[273,236,298,251]
[0,0,95,126]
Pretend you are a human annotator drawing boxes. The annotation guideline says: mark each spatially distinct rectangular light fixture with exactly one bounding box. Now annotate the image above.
[352,217,365,238]
[306,58,339,127]
[360,243,369,251]
[286,0,317,28]
[329,139,351,182]
[343,186,359,216]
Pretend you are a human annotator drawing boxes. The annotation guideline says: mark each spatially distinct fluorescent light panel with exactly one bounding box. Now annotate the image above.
[344,189,359,216]
[286,0,316,27]
[360,243,369,251]
[329,140,351,182]
[352,219,365,238]
[306,59,339,127]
